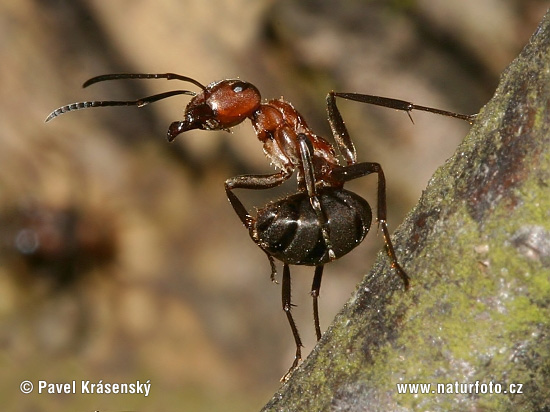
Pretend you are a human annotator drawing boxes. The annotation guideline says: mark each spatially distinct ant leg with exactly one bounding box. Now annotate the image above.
[330,163,410,290]
[266,253,278,284]
[311,265,324,341]
[326,92,357,165]
[225,170,293,228]
[331,92,476,124]
[327,90,473,167]
[298,134,335,261]
[225,170,292,282]
[281,263,302,382]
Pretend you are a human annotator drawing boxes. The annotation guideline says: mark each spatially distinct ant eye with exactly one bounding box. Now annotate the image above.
[232,82,247,93]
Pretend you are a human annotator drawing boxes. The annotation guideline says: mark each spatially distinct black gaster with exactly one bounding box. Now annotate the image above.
[253,188,372,266]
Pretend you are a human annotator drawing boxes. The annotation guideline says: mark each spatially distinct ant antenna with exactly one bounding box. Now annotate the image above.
[45,73,207,122]
[82,73,207,90]
[45,90,196,122]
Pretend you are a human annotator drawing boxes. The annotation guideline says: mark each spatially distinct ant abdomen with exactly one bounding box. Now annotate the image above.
[253,188,372,266]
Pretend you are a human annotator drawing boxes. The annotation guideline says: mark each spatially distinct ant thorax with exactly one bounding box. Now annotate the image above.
[252,99,339,177]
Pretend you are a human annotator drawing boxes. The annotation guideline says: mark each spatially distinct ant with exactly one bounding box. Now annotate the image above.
[46,73,475,381]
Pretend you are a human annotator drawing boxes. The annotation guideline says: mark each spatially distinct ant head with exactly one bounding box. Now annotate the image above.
[168,79,261,141]
[45,74,262,142]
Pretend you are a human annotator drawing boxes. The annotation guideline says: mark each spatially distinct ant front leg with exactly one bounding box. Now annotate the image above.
[298,134,335,261]
[297,134,334,341]
[331,163,410,290]
[225,170,292,282]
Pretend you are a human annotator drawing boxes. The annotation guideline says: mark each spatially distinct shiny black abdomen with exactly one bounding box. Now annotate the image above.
[253,188,372,266]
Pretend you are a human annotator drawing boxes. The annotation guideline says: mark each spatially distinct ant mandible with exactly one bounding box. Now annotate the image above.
[46,73,475,381]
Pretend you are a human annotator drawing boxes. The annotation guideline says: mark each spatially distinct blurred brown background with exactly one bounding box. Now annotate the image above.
[0,1,546,411]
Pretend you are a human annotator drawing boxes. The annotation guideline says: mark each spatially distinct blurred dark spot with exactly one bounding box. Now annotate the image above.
[15,228,40,254]
[3,202,118,290]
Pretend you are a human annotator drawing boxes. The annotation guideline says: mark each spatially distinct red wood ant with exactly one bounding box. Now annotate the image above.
[46,73,475,380]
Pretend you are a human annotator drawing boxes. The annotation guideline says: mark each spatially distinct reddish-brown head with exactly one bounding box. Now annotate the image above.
[168,79,261,141]
[45,74,263,143]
